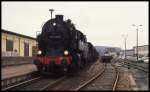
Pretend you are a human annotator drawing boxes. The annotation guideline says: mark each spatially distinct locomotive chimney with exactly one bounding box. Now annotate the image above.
[49,9,54,19]
[55,15,64,22]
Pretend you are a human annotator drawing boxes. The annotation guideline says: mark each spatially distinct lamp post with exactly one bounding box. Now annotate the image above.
[122,34,128,60]
[132,24,142,61]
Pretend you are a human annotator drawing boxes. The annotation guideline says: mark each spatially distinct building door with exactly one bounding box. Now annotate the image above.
[6,39,13,51]
[24,42,29,56]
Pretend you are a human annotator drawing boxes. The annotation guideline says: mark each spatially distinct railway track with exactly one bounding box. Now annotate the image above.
[124,62,148,72]
[2,60,120,91]
[73,63,106,91]
[2,76,42,91]
[119,60,148,73]
[2,75,67,91]
[44,62,119,91]
[39,76,66,91]
[113,58,148,73]
[74,63,119,91]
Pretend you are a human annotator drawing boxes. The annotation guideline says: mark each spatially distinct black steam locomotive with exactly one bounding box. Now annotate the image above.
[34,14,99,75]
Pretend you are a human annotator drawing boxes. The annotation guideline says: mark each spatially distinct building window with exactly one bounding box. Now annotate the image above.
[32,46,37,56]
[24,42,29,56]
[6,39,13,51]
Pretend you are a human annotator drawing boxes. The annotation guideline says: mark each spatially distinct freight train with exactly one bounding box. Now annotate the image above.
[33,14,99,75]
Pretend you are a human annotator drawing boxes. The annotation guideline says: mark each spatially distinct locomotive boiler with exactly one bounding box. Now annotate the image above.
[33,14,99,75]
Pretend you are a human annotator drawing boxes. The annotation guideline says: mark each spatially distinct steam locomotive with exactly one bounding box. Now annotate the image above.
[33,14,99,75]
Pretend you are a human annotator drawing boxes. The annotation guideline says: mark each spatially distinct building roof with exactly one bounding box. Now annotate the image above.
[133,45,148,48]
[138,45,148,47]
[2,29,36,40]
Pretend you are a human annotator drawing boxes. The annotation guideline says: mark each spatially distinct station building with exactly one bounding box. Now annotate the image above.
[1,29,37,57]
[133,45,149,57]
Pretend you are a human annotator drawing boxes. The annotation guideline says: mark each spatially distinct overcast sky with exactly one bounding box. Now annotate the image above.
[2,1,148,49]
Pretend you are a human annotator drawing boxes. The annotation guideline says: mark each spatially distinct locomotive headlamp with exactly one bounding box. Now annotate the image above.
[64,50,69,55]
[37,50,42,55]
[53,23,56,26]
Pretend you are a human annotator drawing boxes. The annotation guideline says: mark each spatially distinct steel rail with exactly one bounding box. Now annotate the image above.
[2,76,41,91]
[40,76,66,91]
[111,64,119,91]
[73,63,106,91]
[123,62,148,72]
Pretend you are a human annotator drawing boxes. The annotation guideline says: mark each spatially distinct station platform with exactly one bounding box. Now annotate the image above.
[2,64,37,80]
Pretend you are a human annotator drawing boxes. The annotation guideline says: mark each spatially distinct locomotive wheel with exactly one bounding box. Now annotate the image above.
[77,54,84,69]
[67,64,77,73]
[81,58,87,66]
[62,65,68,74]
